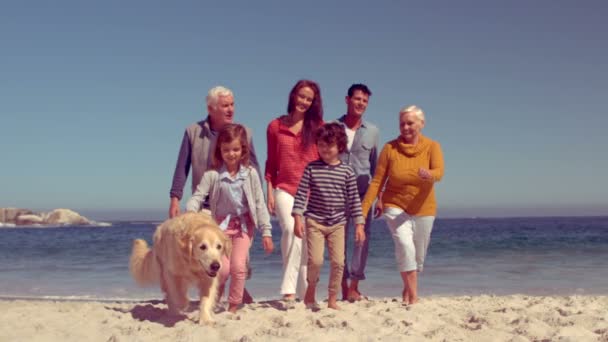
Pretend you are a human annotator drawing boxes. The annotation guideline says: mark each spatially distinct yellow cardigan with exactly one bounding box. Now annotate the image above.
[361,135,444,217]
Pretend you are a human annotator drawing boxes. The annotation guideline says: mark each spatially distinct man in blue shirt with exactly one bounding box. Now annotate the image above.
[336,84,379,301]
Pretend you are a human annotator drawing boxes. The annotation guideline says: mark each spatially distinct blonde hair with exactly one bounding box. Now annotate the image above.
[206,86,234,109]
[399,105,425,122]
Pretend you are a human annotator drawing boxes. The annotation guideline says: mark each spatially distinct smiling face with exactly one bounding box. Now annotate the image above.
[317,140,340,165]
[219,138,243,172]
[293,86,315,115]
[208,94,235,130]
[345,89,369,118]
[399,111,425,144]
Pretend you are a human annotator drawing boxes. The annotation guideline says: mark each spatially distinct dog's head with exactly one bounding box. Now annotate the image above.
[180,212,231,278]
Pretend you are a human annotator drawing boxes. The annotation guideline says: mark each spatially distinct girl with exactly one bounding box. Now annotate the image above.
[187,123,274,313]
[265,79,324,304]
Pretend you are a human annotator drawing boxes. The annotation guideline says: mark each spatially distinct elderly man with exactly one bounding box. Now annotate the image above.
[168,86,259,304]
[169,85,259,217]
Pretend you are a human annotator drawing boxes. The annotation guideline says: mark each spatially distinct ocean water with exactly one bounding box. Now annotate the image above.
[0,216,607,301]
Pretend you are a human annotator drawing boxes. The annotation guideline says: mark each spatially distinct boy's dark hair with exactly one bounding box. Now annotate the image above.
[315,122,348,153]
[347,83,372,97]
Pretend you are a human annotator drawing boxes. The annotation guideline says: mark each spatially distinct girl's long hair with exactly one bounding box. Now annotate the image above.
[212,124,250,169]
[286,79,324,149]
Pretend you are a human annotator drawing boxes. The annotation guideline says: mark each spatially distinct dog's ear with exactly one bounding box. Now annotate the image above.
[178,233,194,261]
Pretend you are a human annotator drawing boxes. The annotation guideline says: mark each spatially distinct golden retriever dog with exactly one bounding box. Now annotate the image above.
[130,212,230,324]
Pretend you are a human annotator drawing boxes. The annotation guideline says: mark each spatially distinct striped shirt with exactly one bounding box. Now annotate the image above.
[292,160,364,226]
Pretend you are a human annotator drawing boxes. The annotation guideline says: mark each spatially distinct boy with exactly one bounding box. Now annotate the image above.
[292,123,366,310]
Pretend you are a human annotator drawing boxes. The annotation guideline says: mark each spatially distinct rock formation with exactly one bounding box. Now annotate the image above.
[0,208,94,226]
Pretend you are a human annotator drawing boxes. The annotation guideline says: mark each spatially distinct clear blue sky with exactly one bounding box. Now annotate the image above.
[2,0,607,220]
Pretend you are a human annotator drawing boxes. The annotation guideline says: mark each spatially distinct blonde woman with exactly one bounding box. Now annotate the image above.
[361,105,444,305]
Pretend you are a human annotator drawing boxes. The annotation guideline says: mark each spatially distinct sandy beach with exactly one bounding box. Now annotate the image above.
[1,295,606,341]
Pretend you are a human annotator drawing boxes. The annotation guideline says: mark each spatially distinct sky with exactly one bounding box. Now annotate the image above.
[1,0,607,220]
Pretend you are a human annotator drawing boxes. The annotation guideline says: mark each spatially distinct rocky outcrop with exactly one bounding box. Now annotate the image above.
[1,208,34,223]
[15,214,45,225]
[44,209,90,225]
[0,208,94,226]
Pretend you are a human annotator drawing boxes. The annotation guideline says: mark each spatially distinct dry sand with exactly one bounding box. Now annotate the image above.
[1,295,607,341]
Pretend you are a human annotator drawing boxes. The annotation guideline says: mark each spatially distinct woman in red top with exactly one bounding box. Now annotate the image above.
[265,80,324,304]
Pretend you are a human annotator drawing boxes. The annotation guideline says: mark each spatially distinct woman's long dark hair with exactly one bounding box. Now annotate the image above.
[287,79,323,149]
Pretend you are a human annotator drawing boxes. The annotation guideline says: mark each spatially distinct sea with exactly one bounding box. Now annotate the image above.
[1,216,607,302]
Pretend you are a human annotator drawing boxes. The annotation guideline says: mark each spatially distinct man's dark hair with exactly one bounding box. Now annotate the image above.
[347,83,372,97]
[315,122,348,153]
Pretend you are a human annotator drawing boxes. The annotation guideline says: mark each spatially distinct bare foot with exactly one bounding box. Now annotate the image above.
[282,294,297,310]
[328,294,341,310]
[282,294,296,301]
[402,288,409,304]
[328,301,341,310]
[303,286,316,306]
[341,279,349,301]
[408,297,419,305]
[305,302,321,312]
[348,288,363,302]
[228,303,239,313]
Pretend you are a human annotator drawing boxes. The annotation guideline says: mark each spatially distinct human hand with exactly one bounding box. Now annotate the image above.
[418,168,433,181]
[169,198,181,218]
[262,236,274,255]
[374,198,384,218]
[355,224,366,245]
[267,192,275,216]
[293,216,304,239]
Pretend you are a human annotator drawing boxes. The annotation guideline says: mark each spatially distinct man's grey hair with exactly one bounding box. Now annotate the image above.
[206,86,234,109]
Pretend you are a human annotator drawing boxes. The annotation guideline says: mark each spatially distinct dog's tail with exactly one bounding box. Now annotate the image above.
[129,239,159,286]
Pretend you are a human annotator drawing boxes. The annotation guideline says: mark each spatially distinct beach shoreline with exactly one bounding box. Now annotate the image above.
[1,295,606,342]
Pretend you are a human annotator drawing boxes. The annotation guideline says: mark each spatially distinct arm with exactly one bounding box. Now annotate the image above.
[374,178,388,218]
[346,170,365,226]
[369,129,382,217]
[169,131,192,218]
[264,121,278,214]
[185,171,213,212]
[418,141,445,183]
[361,144,390,217]
[429,141,444,182]
[266,181,275,215]
[346,170,366,245]
[250,168,274,254]
[246,127,263,185]
[291,165,311,218]
[293,214,304,239]
[369,127,379,178]
[291,165,311,239]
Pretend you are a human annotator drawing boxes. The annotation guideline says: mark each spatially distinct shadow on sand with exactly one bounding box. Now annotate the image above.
[106,298,290,327]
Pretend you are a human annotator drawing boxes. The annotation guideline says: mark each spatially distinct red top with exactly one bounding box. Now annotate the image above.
[264,116,320,196]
